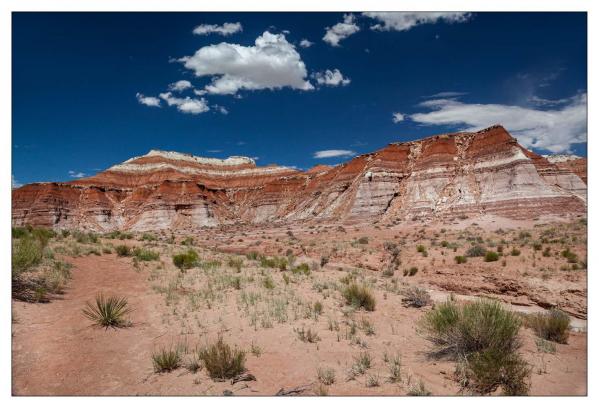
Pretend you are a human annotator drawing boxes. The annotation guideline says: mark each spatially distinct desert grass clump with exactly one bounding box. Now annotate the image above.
[152,347,181,372]
[295,326,320,343]
[82,293,131,328]
[525,309,570,344]
[420,300,529,395]
[407,380,432,396]
[172,249,199,271]
[115,244,131,257]
[341,283,376,311]
[403,266,418,276]
[133,247,160,262]
[198,337,246,380]
[317,367,336,385]
[510,248,521,256]
[387,353,402,383]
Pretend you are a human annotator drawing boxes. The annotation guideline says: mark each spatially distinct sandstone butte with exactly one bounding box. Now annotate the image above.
[12,125,587,232]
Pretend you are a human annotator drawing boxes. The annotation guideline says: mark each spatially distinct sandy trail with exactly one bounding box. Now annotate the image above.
[12,254,164,395]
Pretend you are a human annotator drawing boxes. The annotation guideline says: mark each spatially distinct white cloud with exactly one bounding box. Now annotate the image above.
[192,22,242,36]
[299,39,313,48]
[168,80,192,92]
[363,12,471,32]
[409,93,587,153]
[313,69,350,87]
[136,92,161,107]
[159,92,210,114]
[179,31,314,96]
[313,149,356,159]
[392,112,405,123]
[323,14,360,46]
[12,174,22,188]
[426,91,468,98]
[206,149,222,153]
[214,105,229,115]
[68,170,86,178]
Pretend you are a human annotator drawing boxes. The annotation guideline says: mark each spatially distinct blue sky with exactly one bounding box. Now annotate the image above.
[12,12,587,186]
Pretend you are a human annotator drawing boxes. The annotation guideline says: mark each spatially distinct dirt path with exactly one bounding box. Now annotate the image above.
[12,254,165,395]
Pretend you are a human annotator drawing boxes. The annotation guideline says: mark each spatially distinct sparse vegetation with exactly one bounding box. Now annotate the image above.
[133,247,160,262]
[466,245,486,257]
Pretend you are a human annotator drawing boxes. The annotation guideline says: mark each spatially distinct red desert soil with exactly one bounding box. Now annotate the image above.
[12,237,587,396]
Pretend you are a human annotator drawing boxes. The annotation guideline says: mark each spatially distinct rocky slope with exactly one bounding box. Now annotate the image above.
[12,125,587,231]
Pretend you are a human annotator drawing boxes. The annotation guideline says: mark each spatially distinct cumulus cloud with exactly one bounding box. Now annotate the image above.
[12,174,22,188]
[313,149,356,159]
[179,31,314,95]
[136,92,161,107]
[363,12,471,32]
[192,22,242,36]
[299,39,313,48]
[168,80,192,92]
[68,170,86,178]
[159,92,210,114]
[323,14,360,46]
[392,112,405,123]
[409,93,587,153]
[313,69,350,87]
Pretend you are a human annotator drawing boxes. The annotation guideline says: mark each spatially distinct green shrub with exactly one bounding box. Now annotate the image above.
[420,300,529,395]
[115,245,131,257]
[525,309,570,344]
[262,276,275,289]
[140,233,157,241]
[181,236,195,246]
[341,283,375,311]
[172,249,199,271]
[532,242,542,251]
[403,266,418,276]
[12,236,44,277]
[454,255,467,264]
[133,248,160,262]
[82,293,131,328]
[484,251,499,262]
[292,263,311,275]
[357,236,369,244]
[416,244,426,253]
[510,248,521,256]
[12,227,28,238]
[152,347,181,372]
[466,245,486,257]
[198,337,246,380]
[561,248,578,263]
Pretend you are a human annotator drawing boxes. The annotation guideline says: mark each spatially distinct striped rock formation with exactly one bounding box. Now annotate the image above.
[12,125,587,231]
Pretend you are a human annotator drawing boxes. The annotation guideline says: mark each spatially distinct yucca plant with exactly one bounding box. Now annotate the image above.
[82,293,131,328]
